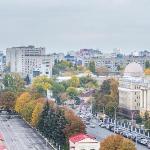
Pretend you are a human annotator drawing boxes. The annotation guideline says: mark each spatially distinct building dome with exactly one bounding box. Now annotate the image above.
[124,62,143,77]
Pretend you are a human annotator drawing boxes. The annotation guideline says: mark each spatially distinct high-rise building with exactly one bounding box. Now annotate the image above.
[0,51,6,72]
[6,45,50,78]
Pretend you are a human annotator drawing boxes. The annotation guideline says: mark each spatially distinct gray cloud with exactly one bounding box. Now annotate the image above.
[0,0,150,53]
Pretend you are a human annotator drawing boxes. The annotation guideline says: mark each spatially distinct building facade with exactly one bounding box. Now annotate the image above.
[69,133,100,150]
[118,62,150,117]
[6,46,53,79]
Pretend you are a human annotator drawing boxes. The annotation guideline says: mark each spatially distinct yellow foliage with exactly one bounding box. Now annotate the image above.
[15,92,31,113]
[32,75,52,91]
[31,102,44,127]
[145,69,150,75]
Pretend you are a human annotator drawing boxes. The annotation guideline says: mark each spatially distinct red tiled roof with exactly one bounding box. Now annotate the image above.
[0,133,4,141]
[69,133,94,143]
[0,145,7,150]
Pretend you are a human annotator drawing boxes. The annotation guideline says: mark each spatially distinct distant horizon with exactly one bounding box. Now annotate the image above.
[2,45,150,55]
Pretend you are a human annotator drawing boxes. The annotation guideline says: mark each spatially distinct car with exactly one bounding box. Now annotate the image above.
[86,122,90,125]
[140,138,148,145]
[90,124,95,128]
[147,142,150,149]
[100,123,106,128]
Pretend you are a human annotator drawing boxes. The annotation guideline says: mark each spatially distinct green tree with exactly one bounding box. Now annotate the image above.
[100,80,111,95]
[32,75,52,96]
[51,82,65,98]
[145,60,150,69]
[69,76,80,87]
[66,87,78,98]
[88,61,95,73]
[3,73,25,93]
[145,119,150,129]
[136,115,142,124]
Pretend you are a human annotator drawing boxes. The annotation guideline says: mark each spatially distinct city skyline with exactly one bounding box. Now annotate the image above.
[0,0,150,53]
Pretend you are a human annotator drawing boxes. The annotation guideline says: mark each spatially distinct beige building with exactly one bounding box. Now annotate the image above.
[69,133,100,150]
[119,62,150,117]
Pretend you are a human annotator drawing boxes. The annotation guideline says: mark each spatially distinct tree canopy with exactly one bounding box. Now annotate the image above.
[100,135,136,150]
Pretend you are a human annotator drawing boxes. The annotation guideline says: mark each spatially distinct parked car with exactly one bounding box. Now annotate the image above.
[90,124,95,128]
[140,138,148,146]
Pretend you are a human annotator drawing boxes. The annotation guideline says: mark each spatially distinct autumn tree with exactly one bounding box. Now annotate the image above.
[144,69,150,75]
[15,92,32,113]
[100,135,136,150]
[32,75,52,96]
[0,91,16,110]
[69,76,80,87]
[64,108,86,138]
[31,99,45,127]
[21,100,36,122]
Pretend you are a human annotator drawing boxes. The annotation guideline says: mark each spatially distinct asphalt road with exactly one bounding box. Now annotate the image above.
[0,115,54,150]
[86,118,149,150]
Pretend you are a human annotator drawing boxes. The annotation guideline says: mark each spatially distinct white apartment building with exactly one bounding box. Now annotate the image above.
[119,62,150,117]
[6,45,53,79]
[0,51,6,72]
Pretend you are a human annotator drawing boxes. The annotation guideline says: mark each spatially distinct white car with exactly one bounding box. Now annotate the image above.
[140,138,148,145]
[90,124,95,128]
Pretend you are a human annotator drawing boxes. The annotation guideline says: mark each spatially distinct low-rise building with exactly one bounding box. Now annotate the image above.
[69,133,100,150]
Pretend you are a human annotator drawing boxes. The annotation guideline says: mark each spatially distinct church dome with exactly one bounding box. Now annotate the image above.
[124,62,143,77]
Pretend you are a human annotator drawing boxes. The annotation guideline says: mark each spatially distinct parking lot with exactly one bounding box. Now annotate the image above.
[0,115,54,150]
[76,105,149,150]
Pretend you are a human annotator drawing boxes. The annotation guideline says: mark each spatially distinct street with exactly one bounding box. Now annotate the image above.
[0,115,54,150]
[86,118,149,150]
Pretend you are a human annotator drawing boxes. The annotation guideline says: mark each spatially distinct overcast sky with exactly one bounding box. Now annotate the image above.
[0,0,150,53]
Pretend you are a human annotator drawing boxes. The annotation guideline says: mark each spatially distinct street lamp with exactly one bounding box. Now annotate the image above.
[113,105,117,133]
[131,111,136,131]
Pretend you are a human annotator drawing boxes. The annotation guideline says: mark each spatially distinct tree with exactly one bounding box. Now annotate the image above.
[69,76,80,88]
[119,138,136,150]
[3,73,25,93]
[51,82,65,98]
[100,135,136,150]
[144,69,150,75]
[31,101,44,127]
[144,111,149,120]
[15,92,31,113]
[100,80,111,95]
[88,61,95,73]
[136,115,142,124]
[145,119,150,129]
[66,87,78,98]
[32,75,52,96]
[145,60,150,69]
[0,91,16,110]
[21,100,36,122]
[24,74,30,85]
[64,108,86,138]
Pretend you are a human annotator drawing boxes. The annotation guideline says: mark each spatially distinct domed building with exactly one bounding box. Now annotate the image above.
[124,62,144,77]
[119,62,150,118]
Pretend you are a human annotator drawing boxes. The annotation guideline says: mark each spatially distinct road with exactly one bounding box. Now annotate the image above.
[0,115,54,150]
[86,118,149,150]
